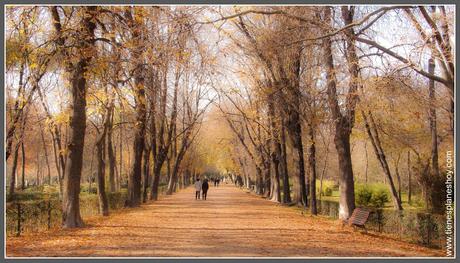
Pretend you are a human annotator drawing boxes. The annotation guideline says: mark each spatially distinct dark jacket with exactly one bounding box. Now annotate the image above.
[202,180,209,191]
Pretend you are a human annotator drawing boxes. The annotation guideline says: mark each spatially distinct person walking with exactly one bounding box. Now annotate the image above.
[202,179,209,200]
[195,178,202,200]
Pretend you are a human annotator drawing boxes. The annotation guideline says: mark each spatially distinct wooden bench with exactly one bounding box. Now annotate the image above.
[343,208,371,232]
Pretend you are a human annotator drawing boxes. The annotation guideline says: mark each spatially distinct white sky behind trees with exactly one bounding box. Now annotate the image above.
[5,5,455,123]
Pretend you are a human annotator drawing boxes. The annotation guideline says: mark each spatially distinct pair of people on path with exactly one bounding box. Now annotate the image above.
[195,178,209,200]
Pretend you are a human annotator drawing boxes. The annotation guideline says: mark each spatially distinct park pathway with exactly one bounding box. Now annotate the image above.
[7,184,443,257]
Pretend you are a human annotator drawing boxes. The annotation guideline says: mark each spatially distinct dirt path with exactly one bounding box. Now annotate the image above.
[7,184,443,257]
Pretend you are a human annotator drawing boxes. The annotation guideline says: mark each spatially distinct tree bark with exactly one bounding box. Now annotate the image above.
[407,151,412,204]
[165,71,180,195]
[395,159,402,201]
[428,58,439,178]
[52,6,97,228]
[267,93,281,203]
[21,141,26,189]
[282,76,307,206]
[39,121,52,185]
[362,110,403,210]
[126,8,147,207]
[323,7,356,219]
[61,57,90,227]
[37,87,65,193]
[142,146,151,202]
[307,126,317,215]
[107,104,116,193]
[8,143,20,200]
[127,86,146,206]
[150,67,170,200]
[96,129,109,216]
[6,62,25,161]
[119,114,123,191]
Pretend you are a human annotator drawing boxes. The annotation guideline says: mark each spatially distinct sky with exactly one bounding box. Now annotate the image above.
[5,5,455,120]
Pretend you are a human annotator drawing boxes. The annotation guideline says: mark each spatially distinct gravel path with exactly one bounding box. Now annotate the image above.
[6,184,444,257]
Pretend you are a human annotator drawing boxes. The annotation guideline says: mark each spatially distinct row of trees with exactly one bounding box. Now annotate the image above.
[6,5,454,229]
[6,6,214,227]
[211,6,454,218]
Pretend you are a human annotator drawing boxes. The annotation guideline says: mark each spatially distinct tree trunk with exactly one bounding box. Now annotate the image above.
[151,151,167,200]
[238,157,248,189]
[61,57,89,227]
[6,59,26,161]
[322,6,361,219]
[21,142,26,189]
[307,126,317,215]
[126,8,147,207]
[319,141,329,202]
[50,130,63,197]
[39,121,52,185]
[263,159,271,198]
[255,166,263,195]
[107,105,116,193]
[287,114,307,206]
[114,146,119,191]
[280,123,291,203]
[150,70,170,200]
[169,150,186,195]
[36,148,40,187]
[362,110,403,210]
[38,86,65,193]
[119,115,123,191]
[281,55,307,206]
[142,146,150,202]
[166,154,174,194]
[335,131,356,219]
[408,151,412,204]
[364,142,368,184]
[8,143,20,200]
[61,57,90,227]
[267,93,281,203]
[168,123,194,195]
[428,58,439,178]
[393,153,402,201]
[127,103,146,207]
[53,6,97,228]
[89,146,95,194]
[427,57,443,213]
[96,132,109,216]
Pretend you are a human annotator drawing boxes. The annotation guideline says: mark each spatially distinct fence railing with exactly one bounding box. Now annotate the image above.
[6,185,170,237]
[234,183,448,250]
[317,199,448,249]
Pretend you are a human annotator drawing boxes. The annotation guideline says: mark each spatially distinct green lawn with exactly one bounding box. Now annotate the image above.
[317,179,425,210]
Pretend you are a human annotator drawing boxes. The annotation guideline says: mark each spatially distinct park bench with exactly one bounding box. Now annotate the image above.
[343,208,371,232]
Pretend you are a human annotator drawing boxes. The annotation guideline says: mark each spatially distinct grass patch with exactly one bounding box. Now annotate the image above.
[317,179,425,210]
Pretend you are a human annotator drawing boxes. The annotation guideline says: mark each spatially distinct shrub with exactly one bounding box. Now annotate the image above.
[355,185,390,208]
[6,190,129,236]
[370,188,390,208]
[356,186,373,206]
[331,183,339,191]
[322,186,333,197]
[417,213,440,246]
[411,196,425,208]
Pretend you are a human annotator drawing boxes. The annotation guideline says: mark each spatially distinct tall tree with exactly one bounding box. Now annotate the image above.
[125,8,147,207]
[51,6,98,227]
[322,6,357,219]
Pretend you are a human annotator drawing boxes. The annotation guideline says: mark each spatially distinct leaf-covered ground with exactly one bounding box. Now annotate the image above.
[7,184,444,257]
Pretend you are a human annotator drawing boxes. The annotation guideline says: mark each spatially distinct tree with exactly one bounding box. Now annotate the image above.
[51,6,98,227]
[125,7,148,207]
